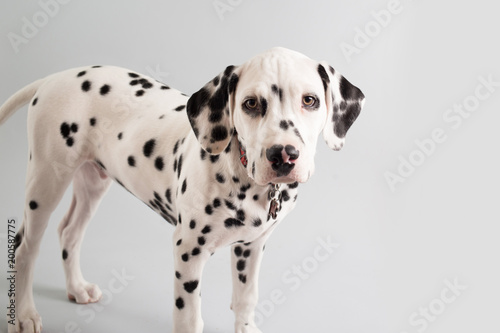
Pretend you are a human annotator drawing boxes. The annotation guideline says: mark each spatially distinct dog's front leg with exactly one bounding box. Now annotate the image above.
[172,230,210,333]
[230,237,268,333]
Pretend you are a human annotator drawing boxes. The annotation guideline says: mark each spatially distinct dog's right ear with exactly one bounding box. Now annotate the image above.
[187,65,240,155]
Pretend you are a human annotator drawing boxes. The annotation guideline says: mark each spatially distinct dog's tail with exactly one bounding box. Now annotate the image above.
[0,78,45,126]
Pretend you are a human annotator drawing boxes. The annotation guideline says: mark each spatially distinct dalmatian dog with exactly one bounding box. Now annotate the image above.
[1,47,364,333]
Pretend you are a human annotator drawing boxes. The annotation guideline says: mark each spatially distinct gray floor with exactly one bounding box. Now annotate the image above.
[1,1,499,332]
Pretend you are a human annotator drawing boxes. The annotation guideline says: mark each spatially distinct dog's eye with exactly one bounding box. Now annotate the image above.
[302,95,317,108]
[243,98,258,110]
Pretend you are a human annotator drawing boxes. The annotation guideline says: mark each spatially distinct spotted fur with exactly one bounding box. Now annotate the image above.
[0,47,364,333]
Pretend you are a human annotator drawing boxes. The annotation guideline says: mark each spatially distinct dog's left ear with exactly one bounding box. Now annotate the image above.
[187,65,240,154]
[318,62,365,151]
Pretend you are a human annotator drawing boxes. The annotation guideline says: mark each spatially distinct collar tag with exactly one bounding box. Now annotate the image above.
[268,184,283,220]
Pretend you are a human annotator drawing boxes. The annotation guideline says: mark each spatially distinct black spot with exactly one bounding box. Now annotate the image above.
[128,156,136,167]
[205,205,213,215]
[178,214,183,224]
[224,140,232,153]
[243,249,251,258]
[318,64,330,92]
[136,90,145,97]
[70,123,78,133]
[91,65,102,68]
[253,194,259,201]
[176,239,182,246]
[339,76,364,101]
[260,97,268,117]
[288,181,299,189]
[210,155,220,163]
[173,140,180,155]
[175,297,184,310]
[213,198,221,208]
[237,259,246,271]
[236,209,245,221]
[224,218,244,228]
[240,184,251,192]
[32,98,38,106]
[271,84,283,101]
[77,70,86,77]
[89,118,96,126]
[183,280,199,293]
[191,247,201,256]
[66,138,74,147]
[100,84,111,96]
[60,123,70,138]
[14,231,23,252]
[143,139,156,157]
[81,80,91,92]
[229,73,239,95]
[175,105,186,112]
[155,156,164,171]
[175,271,181,279]
[161,85,170,90]
[29,200,38,210]
[181,253,189,262]
[200,149,207,160]
[201,225,211,234]
[279,120,289,130]
[293,128,304,144]
[232,176,240,183]
[237,193,246,200]
[252,162,256,178]
[216,173,225,183]
[198,236,206,246]
[189,220,196,229]
[252,218,262,227]
[139,79,153,89]
[130,79,139,86]
[212,75,220,86]
[117,132,123,140]
[165,188,172,204]
[95,159,106,170]
[282,190,290,201]
[234,246,243,257]
[176,155,184,178]
[62,249,68,260]
[225,200,236,210]
[238,274,247,283]
[211,125,228,142]
[181,179,187,194]
[128,72,139,78]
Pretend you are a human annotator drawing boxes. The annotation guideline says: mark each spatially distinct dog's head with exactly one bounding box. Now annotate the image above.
[187,47,365,186]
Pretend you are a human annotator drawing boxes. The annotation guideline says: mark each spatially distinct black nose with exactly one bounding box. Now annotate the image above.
[266,144,300,177]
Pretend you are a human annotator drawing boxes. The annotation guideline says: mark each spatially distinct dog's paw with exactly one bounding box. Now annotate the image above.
[235,322,263,333]
[8,307,42,333]
[67,282,102,304]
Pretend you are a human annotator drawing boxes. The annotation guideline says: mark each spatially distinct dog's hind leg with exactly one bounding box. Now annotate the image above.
[57,161,112,304]
[10,157,76,333]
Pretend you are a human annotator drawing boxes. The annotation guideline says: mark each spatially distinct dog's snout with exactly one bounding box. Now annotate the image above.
[266,144,299,177]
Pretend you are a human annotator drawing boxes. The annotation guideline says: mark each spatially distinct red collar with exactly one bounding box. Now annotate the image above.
[239,141,248,167]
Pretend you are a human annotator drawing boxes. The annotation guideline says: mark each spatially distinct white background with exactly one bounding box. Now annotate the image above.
[0,0,499,332]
